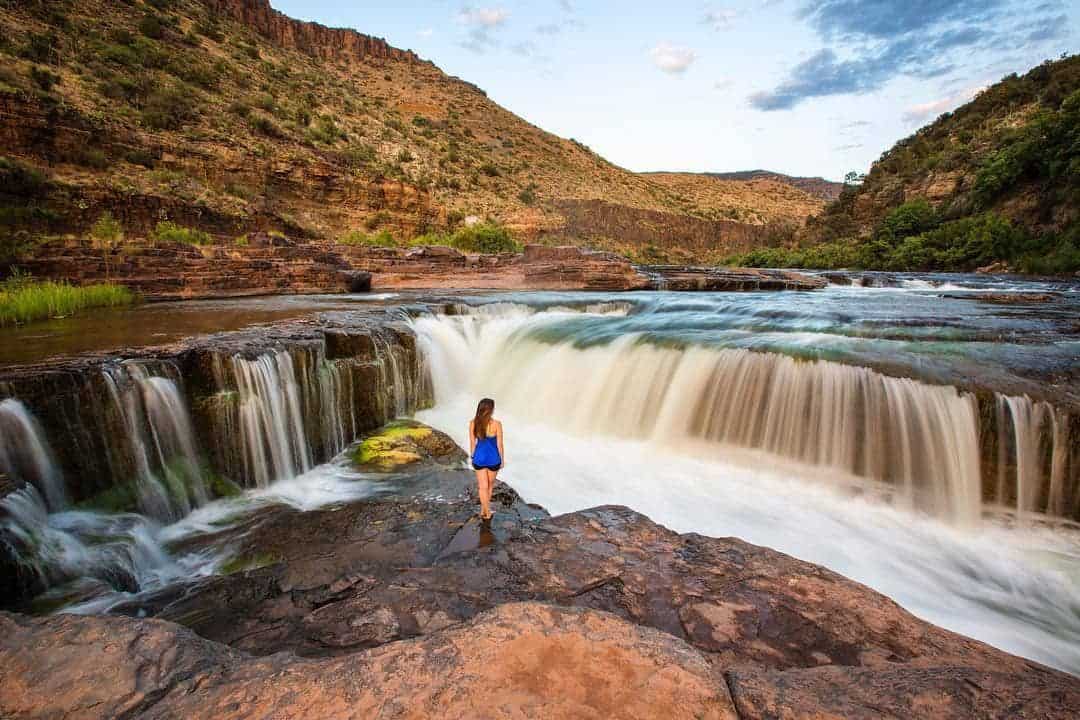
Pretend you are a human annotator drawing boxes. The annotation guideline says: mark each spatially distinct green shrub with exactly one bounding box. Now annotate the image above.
[90,212,124,247]
[138,15,165,39]
[251,115,282,138]
[517,183,537,205]
[879,199,939,241]
[71,147,109,169]
[150,221,212,245]
[306,115,344,144]
[124,148,158,168]
[396,148,414,163]
[21,33,56,63]
[141,85,196,130]
[339,229,397,247]
[447,222,519,254]
[344,143,376,167]
[0,157,49,197]
[29,66,60,92]
[480,162,500,177]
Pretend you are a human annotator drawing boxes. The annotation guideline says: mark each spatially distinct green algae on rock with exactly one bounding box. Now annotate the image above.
[351,420,465,472]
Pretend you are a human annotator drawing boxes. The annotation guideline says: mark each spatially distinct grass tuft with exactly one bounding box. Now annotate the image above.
[0,277,135,326]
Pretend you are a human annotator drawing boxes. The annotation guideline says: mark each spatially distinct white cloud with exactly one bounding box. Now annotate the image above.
[703,8,738,30]
[902,85,985,123]
[714,77,734,90]
[418,28,434,38]
[650,42,697,74]
[458,6,510,28]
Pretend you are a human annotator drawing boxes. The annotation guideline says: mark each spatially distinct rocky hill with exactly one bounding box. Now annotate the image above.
[643,171,831,226]
[705,169,843,201]
[0,0,827,270]
[732,55,1080,273]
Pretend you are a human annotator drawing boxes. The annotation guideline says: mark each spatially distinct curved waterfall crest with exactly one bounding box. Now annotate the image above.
[413,309,1078,524]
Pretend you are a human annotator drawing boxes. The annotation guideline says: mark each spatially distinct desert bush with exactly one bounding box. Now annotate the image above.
[29,66,60,92]
[150,221,212,245]
[0,157,49,197]
[138,15,165,39]
[338,229,396,247]
[446,222,519,254]
[141,85,196,130]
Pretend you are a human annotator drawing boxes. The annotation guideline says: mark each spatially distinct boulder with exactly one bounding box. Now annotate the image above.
[351,420,467,471]
[341,269,372,293]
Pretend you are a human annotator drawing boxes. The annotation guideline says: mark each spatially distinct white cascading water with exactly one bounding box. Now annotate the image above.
[412,304,1080,674]
[996,395,1075,519]
[0,398,67,511]
[0,400,185,604]
[103,364,208,522]
[415,307,985,522]
[231,351,313,488]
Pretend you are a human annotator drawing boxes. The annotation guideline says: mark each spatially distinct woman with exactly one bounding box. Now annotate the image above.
[468,398,504,521]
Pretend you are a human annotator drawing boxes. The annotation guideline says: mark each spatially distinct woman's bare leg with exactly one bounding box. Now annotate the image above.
[482,469,495,519]
[475,468,489,519]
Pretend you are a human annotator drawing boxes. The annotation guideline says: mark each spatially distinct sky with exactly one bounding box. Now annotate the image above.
[272,1,1079,181]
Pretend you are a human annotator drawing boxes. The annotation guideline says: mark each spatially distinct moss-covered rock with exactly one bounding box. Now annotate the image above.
[351,420,466,472]
[219,552,281,575]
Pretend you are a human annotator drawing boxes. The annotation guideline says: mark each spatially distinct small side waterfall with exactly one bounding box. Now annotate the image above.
[996,397,1077,519]
[232,351,314,487]
[0,399,66,511]
[102,364,208,522]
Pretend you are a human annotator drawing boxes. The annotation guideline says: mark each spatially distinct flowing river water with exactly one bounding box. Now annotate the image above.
[1,274,1079,673]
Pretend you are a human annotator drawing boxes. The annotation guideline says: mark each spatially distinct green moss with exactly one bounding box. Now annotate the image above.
[352,421,433,470]
[78,481,139,514]
[208,473,243,499]
[219,552,280,575]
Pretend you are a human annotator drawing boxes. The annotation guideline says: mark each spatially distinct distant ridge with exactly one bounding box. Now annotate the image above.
[705,170,844,201]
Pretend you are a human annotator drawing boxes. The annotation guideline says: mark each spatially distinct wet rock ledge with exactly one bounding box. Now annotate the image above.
[1,426,1078,719]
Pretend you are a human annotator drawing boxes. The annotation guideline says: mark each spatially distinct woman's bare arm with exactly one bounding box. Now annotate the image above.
[496,420,505,466]
[468,421,477,456]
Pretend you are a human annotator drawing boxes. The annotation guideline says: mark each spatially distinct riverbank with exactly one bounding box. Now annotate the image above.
[1,433,1078,718]
[10,235,825,301]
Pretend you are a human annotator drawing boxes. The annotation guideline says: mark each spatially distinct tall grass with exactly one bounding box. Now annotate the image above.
[0,279,135,327]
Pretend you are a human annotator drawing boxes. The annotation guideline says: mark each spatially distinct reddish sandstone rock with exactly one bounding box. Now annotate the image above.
[0,603,738,720]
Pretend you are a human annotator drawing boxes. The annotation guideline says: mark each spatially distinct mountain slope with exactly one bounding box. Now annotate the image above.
[0,0,826,268]
[704,170,843,202]
[734,55,1080,273]
[643,172,830,226]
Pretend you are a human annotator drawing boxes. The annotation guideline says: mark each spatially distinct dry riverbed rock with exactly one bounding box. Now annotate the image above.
[0,603,737,720]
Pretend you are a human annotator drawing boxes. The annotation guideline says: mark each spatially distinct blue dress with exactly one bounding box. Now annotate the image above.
[472,434,502,470]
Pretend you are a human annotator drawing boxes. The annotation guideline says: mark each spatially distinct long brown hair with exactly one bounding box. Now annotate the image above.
[472,398,495,439]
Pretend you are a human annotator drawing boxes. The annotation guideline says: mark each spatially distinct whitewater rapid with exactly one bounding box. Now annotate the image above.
[411,302,1080,674]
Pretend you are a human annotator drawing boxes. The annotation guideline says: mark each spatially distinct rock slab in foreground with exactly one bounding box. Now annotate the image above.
[0,603,736,720]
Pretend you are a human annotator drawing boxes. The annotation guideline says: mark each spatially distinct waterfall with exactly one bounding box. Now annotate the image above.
[0,399,67,511]
[996,397,1076,520]
[413,310,1076,524]
[102,363,208,523]
[229,351,313,488]
[0,403,179,608]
